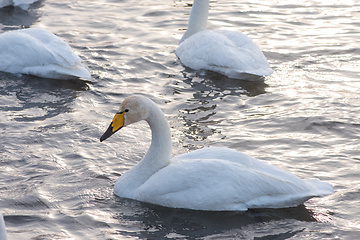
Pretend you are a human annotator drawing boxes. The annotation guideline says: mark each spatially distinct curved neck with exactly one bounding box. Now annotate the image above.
[179,0,209,44]
[131,104,172,185]
[114,100,173,197]
[144,107,173,169]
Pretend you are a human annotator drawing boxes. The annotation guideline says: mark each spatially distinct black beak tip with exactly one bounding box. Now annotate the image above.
[100,124,114,143]
[99,124,123,143]
[100,134,106,142]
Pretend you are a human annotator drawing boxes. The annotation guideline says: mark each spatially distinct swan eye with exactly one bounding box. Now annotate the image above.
[117,109,129,114]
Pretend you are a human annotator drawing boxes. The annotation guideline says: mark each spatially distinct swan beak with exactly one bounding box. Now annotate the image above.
[100,111,125,142]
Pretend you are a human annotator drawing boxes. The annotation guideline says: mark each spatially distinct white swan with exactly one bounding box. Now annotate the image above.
[0,28,91,80]
[0,0,38,10]
[100,95,333,211]
[0,213,6,240]
[176,0,273,80]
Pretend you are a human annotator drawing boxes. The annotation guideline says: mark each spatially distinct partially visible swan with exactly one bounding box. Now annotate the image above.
[100,95,334,211]
[0,213,6,240]
[0,28,91,80]
[0,0,38,10]
[176,0,273,80]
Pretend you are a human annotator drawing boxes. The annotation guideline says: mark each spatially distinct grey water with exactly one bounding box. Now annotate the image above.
[0,0,359,239]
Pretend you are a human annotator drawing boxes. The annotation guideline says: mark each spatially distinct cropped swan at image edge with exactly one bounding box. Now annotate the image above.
[0,0,38,10]
[176,0,273,80]
[0,212,6,240]
[100,95,333,211]
[0,28,91,80]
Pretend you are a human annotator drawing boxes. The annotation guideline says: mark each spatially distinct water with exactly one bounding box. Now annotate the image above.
[0,0,359,239]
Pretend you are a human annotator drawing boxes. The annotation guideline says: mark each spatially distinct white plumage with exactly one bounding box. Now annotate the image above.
[100,95,334,211]
[176,0,273,80]
[0,28,91,80]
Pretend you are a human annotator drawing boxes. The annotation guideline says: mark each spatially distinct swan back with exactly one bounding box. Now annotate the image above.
[179,0,209,44]
[0,28,91,80]
[135,147,333,211]
[176,30,273,77]
[22,28,81,68]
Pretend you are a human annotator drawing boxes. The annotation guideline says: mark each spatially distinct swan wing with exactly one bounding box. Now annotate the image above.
[176,30,273,78]
[132,147,333,211]
[0,28,90,79]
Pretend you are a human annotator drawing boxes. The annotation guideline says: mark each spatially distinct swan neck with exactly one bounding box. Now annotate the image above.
[141,105,172,173]
[114,101,173,197]
[179,0,209,44]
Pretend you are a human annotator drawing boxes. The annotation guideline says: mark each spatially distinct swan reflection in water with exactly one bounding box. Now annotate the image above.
[111,197,330,239]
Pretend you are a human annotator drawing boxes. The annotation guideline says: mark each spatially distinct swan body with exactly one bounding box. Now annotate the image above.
[176,0,273,79]
[0,28,91,80]
[0,0,38,10]
[100,95,334,211]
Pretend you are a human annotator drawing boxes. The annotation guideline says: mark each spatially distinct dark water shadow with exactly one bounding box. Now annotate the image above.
[180,67,268,98]
[166,68,268,143]
[0,0,44,30]
[0,72,90,122]
[111,197,315,239]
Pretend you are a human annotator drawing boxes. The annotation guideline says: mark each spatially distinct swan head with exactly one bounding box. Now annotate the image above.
[100,95,151,142]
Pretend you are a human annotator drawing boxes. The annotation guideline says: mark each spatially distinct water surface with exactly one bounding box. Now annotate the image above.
[0,0,360,239]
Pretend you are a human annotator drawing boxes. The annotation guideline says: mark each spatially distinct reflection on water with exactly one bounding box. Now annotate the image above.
[168,70,268,145]
[180,69,268,96]
[0,73,89,121]
[110,199,318,239]
[0,0,359,239]
[0,1,43,30]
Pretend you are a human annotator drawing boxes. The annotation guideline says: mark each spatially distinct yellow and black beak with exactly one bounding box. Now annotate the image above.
[100,110,126,142]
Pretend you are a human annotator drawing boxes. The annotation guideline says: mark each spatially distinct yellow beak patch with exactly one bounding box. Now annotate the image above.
[100,110,126,142]
[111,111,125,133]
